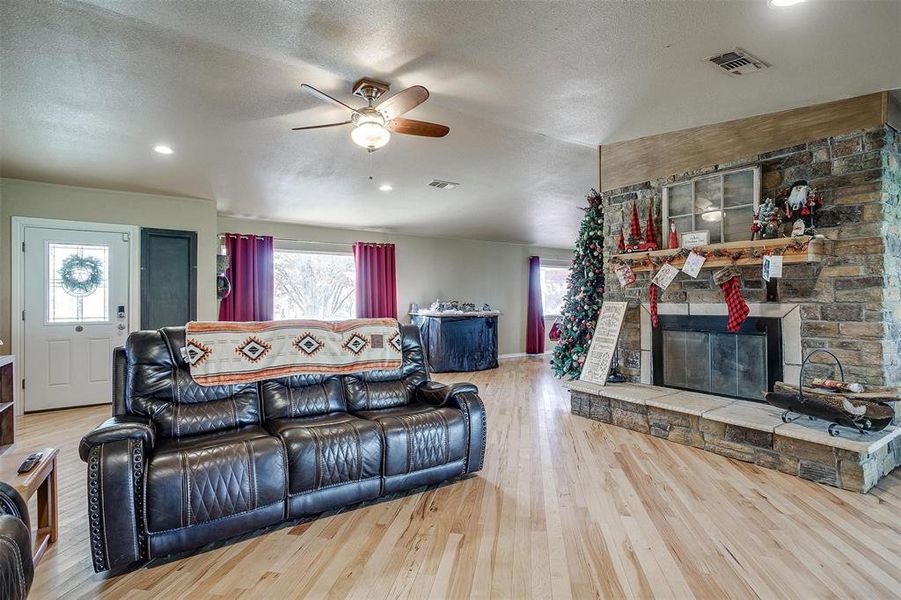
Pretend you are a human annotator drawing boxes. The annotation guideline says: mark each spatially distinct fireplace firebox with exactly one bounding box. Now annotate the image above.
[651,315,783,403]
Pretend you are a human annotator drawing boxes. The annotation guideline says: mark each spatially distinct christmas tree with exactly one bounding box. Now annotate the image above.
[551,189,605,379]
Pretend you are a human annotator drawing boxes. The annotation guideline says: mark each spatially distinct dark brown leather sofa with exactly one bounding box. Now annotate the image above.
[78,325,485,573]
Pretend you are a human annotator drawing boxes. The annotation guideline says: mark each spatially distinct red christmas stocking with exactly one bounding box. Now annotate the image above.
[648,282,659,328]
[714,267,749,332]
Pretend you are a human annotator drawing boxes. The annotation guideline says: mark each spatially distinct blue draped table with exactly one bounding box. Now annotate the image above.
[410,312,499,372]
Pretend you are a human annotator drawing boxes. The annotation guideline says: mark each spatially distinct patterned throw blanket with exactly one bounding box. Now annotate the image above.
[183,319,403,386]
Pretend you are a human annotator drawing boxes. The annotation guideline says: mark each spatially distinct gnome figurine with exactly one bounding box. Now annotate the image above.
[668,220,679,249]
[783,180,822,234]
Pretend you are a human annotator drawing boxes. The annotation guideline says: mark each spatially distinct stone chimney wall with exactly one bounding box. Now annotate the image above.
[881,126,901,387]
[601,125,897,402]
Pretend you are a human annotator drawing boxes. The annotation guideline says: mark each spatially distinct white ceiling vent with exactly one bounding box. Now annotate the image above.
[428,179,460,190]
[706,48,770,76]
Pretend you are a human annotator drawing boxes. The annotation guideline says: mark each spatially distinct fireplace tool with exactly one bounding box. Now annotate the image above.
[764,349,896,437]
[606,348,627,383]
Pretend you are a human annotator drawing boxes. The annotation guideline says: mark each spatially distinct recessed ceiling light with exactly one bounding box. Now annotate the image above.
[153,144,174,155]
[379,184,393,192]
[768,0,805,7]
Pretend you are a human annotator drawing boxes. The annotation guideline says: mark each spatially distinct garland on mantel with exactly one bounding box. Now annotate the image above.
[608,237,811,271]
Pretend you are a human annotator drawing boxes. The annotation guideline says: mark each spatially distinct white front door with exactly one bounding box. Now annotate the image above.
[23,226,131,411]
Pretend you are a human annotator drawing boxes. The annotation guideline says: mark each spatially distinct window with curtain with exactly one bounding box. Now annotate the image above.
[539,265,568,317]
[273,249,356,320]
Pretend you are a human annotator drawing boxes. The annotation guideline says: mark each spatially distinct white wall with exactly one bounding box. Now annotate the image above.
[0,177,573,358]
[219,216,571,356]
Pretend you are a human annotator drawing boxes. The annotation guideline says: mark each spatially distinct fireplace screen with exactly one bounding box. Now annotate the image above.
[652,316,782,402]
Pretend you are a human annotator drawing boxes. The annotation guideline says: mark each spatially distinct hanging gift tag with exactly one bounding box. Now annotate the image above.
[651,263,679,291]
[614,263,636,287]
[762,255,783,282]
[681,252,706,278]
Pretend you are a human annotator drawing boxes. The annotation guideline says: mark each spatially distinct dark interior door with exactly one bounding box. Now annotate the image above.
[141,228,197,329]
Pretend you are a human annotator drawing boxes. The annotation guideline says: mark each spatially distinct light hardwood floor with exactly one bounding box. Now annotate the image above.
[16,357,901,599]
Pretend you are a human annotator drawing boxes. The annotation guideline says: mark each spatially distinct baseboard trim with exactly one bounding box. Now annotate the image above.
[499,351,553,360]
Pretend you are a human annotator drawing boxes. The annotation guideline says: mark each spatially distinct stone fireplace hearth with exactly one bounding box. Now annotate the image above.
[565,380,901,493]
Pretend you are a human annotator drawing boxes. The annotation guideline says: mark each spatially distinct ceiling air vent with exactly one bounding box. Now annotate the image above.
[428,179,460,190]
[706,48,770,76]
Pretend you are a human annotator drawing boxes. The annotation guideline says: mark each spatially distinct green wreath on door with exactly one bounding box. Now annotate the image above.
[59,254,103,297]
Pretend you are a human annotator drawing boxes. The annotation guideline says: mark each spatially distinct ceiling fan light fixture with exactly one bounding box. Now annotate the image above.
[351,121,391,150]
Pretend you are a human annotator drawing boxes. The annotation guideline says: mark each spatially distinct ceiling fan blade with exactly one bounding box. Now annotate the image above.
[376,85,429,120]
[387,117,449,137]
[291,121,352,131]
[301,84,359,113]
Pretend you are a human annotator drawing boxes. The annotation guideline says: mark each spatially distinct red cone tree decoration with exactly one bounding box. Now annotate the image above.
[629,202,642,242]
[645,202,657,248]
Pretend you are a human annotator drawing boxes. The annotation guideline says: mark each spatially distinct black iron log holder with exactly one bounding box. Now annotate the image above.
[767,349,895,437]
[782,349,853,437]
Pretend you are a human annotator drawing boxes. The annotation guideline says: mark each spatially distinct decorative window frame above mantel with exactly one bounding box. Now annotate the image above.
[662,166,761,249]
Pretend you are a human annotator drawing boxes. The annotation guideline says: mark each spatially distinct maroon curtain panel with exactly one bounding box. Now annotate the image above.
[353,242,398,319]
[526,255,545,355]
[218,233,274,321]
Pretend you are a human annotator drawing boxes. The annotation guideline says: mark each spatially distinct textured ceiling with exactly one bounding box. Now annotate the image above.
[1,1,899,247]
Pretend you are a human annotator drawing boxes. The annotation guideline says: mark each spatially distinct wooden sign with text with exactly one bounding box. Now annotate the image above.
[579,301,628,385]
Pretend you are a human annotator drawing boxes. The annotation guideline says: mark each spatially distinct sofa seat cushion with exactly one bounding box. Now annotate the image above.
[355,402,466,476]
[267,413,383,496]
[146,425,287,534]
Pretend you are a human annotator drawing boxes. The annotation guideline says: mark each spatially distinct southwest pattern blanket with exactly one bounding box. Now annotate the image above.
[183,319,403,386]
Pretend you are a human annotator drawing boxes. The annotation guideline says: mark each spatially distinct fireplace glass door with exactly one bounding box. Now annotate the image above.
[653,316,782,402]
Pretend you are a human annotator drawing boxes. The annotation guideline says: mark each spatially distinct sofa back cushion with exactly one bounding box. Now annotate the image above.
[125,327,261,438]
[343,324,429,412]
[260,374,347,420]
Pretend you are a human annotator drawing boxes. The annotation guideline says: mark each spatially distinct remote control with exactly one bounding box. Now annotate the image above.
[17,452,43,474]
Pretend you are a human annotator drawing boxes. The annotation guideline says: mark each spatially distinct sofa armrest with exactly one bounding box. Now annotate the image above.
[0,513,33,600]
[0,482,33,600]
[79,416,156,462]
[416,381,479,407]
[416,381,486,474]
[0,482,29,529]
[80,417,154,572]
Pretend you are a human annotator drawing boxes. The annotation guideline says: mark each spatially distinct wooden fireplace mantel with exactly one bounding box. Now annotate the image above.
[609,235,827,273]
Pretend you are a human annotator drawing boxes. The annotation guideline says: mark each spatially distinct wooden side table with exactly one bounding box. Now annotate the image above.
[0,447,58,565]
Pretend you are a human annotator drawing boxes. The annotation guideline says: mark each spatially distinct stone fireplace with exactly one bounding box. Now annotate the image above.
[602,123,901,421]
[565,96,901,493]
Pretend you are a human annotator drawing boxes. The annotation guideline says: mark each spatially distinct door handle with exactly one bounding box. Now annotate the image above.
[75,325,84,332]
[117,324,126,331]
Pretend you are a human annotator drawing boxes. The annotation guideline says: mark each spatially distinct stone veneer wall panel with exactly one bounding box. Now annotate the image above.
[881,126,901,394]
[601,126,895,396]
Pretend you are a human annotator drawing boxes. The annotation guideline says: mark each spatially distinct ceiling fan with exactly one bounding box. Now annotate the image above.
[292,78,449,151]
